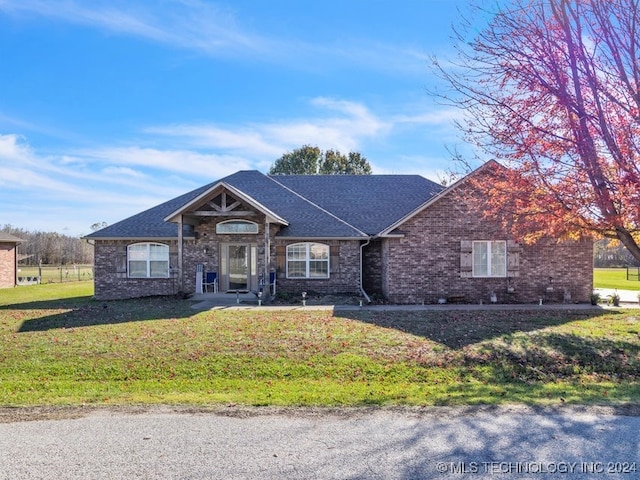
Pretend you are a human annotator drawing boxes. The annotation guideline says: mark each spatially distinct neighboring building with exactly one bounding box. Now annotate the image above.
[0,232,22,289]
[85,161,593,303]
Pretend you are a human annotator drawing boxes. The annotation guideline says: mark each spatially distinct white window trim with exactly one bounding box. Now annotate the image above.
[216,220,259,234]
[286,242,330,279]
[472,240,507,278]
[127,242,169,278]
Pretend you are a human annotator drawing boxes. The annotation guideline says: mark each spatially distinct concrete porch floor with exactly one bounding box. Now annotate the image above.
[190,291,264,308]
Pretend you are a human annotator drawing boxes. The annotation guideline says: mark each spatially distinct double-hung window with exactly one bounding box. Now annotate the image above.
[473,241,506,277]
[286,243,330,279]
[128,243,169,278]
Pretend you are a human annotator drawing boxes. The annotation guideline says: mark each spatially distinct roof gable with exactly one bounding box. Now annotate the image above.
[163,177,289,226]
[378,160,502,236]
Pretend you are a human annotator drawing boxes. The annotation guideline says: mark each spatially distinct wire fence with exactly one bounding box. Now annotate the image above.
[17,264,94,285]
[627,267,640,281]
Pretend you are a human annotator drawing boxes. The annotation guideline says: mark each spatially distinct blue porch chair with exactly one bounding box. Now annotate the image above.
[268,271,276,296]
[203,271,218,293]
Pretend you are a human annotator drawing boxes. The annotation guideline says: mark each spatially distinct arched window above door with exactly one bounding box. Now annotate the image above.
[216,220,259,234]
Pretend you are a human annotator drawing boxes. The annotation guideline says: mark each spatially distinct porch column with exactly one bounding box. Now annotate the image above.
[264,219,270,287]
[178,216,184,293]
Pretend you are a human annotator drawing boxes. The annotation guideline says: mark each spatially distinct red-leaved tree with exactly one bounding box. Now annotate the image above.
[434,0,640,260]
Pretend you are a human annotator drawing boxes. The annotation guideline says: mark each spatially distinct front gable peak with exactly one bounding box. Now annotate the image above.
[163,178,288,226]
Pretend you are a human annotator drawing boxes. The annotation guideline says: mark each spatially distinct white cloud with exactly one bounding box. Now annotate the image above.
[83,146,252,179]
[101,166,145,178]
[393,108,465,126]
[0,133,31,159]
[0,0,275,58]
[146,97,389,159]
[144,125,286,159]
[0,0,432,77]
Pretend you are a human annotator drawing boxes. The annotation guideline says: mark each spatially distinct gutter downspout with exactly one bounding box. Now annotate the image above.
[264,219,271,297]
[359,238,371,304]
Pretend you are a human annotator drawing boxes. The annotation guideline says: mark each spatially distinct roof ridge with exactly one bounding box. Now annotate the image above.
[266,175,369,238]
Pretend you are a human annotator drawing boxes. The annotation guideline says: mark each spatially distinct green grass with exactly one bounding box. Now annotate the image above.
[1,282,638,407]
[594,268,640,290]
[0,281,94,307]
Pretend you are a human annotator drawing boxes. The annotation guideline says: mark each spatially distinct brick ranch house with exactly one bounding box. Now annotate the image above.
[0,232,22,289]
[85,161,593,303]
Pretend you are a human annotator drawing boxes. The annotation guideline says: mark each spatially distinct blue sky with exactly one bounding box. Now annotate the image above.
[0,0,483,236]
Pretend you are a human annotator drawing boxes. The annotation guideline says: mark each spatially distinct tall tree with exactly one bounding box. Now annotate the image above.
[433,0,640,260]
[319,150,373,175]
[269,145,322,175]
[269,145,372,175]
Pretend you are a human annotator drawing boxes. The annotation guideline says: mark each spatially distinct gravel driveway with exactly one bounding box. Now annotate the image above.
[0,405,638,479]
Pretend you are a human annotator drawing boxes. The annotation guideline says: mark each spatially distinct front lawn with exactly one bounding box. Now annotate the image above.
[594,268,640,290]
[1,283,638,407]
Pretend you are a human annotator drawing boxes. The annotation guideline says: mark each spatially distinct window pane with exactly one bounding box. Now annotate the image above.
[491,242,506,277]
[288,261,306,277]
[128,245,148,261]
[309,244,329,259]
[129,260,147,277]
[309,261,328,277]
[150,260,169,278]
[473,242,488,277]
[287,244,306,260]
[149,244,168,260]
[216,221,258,234]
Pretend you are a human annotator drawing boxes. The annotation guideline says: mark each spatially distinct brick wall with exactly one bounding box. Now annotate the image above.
[0,242,17,289]
[362,239,383,294]
[383,184,593,304]
[93,240,180,300]
[273,239,362,296]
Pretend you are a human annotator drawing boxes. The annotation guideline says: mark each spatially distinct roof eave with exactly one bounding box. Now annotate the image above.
[82,236,196,241]
[274,235,370,241]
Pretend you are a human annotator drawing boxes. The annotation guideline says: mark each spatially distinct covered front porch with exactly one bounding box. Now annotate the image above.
[166,182,286,297]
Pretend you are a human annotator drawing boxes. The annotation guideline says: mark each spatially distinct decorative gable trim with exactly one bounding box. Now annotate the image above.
[163,181,289,226]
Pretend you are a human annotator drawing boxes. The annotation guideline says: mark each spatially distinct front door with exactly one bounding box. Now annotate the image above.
[220,243,257,292]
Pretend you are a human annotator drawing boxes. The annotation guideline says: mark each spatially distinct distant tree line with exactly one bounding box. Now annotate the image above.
[594,239,640,268]
[1,225,94,266]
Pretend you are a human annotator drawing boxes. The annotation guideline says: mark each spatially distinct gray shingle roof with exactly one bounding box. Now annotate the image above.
[84,183,214,239]
[85,171,444,239]
[224,171,366,238]
[270,174,443,235]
